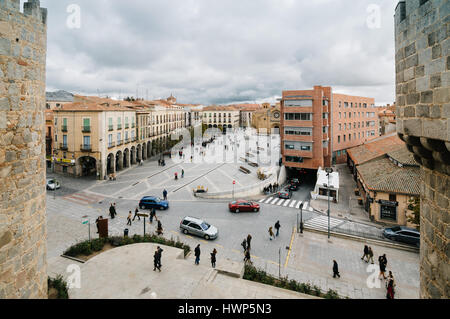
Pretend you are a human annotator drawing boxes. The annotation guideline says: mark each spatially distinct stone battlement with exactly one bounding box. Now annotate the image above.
[1,0,47,25]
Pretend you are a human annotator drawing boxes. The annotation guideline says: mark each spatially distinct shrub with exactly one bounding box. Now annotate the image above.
[48,276,69,299]
[324,289,340,299]
[91,238,105,252]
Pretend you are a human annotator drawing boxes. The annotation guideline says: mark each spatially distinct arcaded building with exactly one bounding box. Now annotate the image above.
[394,0,449,298]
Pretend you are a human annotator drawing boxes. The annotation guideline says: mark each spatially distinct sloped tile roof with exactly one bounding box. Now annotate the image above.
[387,146,418,166]
[347,133,405,165]
[357,156,421,195]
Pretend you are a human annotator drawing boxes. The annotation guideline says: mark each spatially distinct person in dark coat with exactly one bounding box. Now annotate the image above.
[133,207,140,221]
[333,260,340,278]
[109,203,116,219]
[274,221,281,237]
[379,255,387,280]
[163,189,168,201]
[244,249,252,264]
[194,244,201,265]
[386,277,395,299]
[361,245,369,262]
[95,216,102,234]
[210,249,217,268]
[156,246,163,270]
[247,234,252,250]
[153,251,160,271]
[157,220,163,235]
[149,208,156,224]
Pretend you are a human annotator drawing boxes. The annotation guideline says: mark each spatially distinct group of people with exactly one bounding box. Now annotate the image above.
[174,169,184,180]
[109,203,162,235]
[153,246,163,272]
[263,183,279,194]
[361,245,396,299]
[194,244,218,268]
[241,234,253,264]
[157,159,166,166]
[268,221,281,240]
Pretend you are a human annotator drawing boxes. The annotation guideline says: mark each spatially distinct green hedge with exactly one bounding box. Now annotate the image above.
[243,265,341,299]
[48,275,69,299]
[63,234,191,258]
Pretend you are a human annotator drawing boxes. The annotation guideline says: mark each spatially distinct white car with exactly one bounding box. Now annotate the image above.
[46,179,61,190]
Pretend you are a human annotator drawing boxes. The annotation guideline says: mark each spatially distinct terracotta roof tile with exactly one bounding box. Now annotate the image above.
[347,133,405,165]
[387,147,418,166]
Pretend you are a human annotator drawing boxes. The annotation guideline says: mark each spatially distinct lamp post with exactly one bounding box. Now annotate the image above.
[324,167,334,239]
[299,203,304,233]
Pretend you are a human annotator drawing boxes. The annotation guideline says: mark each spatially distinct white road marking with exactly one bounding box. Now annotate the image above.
[289,200,297,208]
[303,202,308,210]
[295,201,303,209]
[270,198,279,204]
[265,197,274,204]
[276,199,285,206]
[283,200,291,207]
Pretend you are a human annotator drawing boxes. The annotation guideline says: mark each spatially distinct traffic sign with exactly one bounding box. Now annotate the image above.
[233,180,236,185]
[137,213,149,218]
[82,220,89,225]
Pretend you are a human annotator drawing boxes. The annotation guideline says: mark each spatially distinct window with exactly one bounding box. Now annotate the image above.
[125,117,129,128]
[55,134,58,142]
[323,141,328,148]
[339,112,341,119]
[83,136,90,148]
[285,144,295,150]
[339,101,342,108]
[108,134,112,146]
[109,118,113,131]
[337,150,341,156]
[284,113,312,121]
[344,113,347,119]
[285,156,304,163]
[117,117,122,129]
[339,124,341,131]
[117,132,121,144]
[285,99,313,107]
[62,118,68,131]
[54,117,58,126]
[338,136,341,143]
[63,135,67,146]
[344,135,346,142]
[83,118,90,132]
[350,102,353,108]
[342,150,346,155]
[323,113,328,119]
[349,134,351,141]
[284,127,312,136]
[344,123,347,130]
[344,102,348,108]
[301,145,311,151]
[349,112,351,118]
[323,126,328,134]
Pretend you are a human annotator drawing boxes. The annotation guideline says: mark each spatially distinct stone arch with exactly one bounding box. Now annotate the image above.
[116,150,123,171]
[123,148,130,168]
[147,141,152,158]
[130,146,136,165]
[136,144,142,161]
[78,156,97,177]
[142,143,147,160]
[107,153,115,175]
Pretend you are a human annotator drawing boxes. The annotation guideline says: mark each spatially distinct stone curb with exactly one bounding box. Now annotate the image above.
[60,255,86,264]
[303,227,420,253]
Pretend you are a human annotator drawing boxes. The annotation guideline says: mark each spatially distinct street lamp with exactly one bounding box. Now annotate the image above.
[299,203,304,233]
[324,167,334,239]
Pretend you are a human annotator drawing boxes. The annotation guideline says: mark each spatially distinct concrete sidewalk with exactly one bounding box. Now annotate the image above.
[52,243,316,299]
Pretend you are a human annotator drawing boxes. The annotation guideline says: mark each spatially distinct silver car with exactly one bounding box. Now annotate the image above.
[46,179,61,190]
[180,216,219,240]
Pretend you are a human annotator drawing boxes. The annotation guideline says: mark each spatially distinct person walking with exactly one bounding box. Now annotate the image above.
[367,247,374,264]
[241,238,247,252]
[378,255,387,280]
[109,203,116,219]
[95,216,102,234]
[133,207,140,221]
[163,189,168,201]
[149,208,156,224]
[268,227,274,241]
[247,234,252,250]
[386,273,395,299]
[194,244,201,265]
[156,246,163,270]
[210,249,217,268]
[274,221,281,237]
[127,211,132,226]
[157,220,163,235]
[361,245,369,262]
[153,250,160,272]
[182,169,184,178]
[332,260,340,278]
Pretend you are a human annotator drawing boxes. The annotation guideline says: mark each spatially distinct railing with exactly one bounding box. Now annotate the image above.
[132,124,135,128]
[117,140,123,146]
[117,125,122,130]
[80,144,92,152]
[108,142,116,149]
[61,126,68,132]
[108,126,114,131]
[125,138,130,144]
[60,143,68,150]
[125,124,129,129]
[82,126,91,133]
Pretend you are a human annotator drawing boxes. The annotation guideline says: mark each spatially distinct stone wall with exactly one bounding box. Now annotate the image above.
[0,0,48,298]
[394,0,449,298]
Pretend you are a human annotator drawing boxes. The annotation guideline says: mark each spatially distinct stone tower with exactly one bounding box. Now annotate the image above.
[0,0,48,298]
[394,0,449,298]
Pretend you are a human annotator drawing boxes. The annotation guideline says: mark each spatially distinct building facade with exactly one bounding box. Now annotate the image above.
[0,0,48,299]
[202,106,240,133]
[251,103,281,134]
[395,0,449,298]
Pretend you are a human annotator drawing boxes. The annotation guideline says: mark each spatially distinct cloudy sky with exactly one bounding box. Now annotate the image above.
[35,0,398,105]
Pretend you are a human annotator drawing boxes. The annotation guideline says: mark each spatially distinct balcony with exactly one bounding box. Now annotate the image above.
[117,125,122,130]
[61,126,68,132]
[82,126,91,133]
[108,125,114,131]
[125,124,129,129]
[60,143,68,151]
[125,138,130,144]
[80,144,92,152]
[108,142,116,149]
[117,140,123,146]
[132,124,135,128]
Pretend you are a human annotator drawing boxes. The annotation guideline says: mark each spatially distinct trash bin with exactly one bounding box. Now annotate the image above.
[124,228,129,237]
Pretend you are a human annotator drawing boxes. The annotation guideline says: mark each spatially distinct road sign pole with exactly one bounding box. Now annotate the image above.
[144,216,146,237]
[88,221,91,242]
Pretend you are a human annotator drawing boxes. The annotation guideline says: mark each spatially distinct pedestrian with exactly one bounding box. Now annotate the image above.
[109,203,115,219]
[194,244,201,265]
[210,249,217,268]
[163,189,168,201]
[268,226,274,240]
[269,184,273,193]
[157,220,163,235]
[244,249,252,264]
[149,208,156,224]
[247,234,252,250]
[127,211,132,226]
[241,238,247,252]
[274,221,281,237]
[361,245,369,262]
[175,172,178,180]
[153,250,160,272]
[333,260,340,278]
[386,275,395,299]
[182,169,184,178]
[378,255,387,280]
[367,247,374,264]
[133,207,140,221]
[156,246,163,270]
[95,216,102,234]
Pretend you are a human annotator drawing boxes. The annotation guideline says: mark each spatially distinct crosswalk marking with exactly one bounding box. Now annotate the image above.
[303,202,308,210]
[265,197,274,204]
[270,198,279,204]
[276,199,285,206]
[309,206,313,212]
[295,201,303,209]
[304,215,343,231]
[289,200,297,208]
[63,191,104,206]
[259,198,265,203]
[283,200,291,207]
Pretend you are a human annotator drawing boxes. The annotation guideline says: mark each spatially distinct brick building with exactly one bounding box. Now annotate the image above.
[280,86,379,172]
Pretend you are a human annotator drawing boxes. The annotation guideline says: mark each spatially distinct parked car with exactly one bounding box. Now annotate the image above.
[46,179,61,190]
[180,216,218,240]
[289,178,301,186]
[229,200,260,213]
[278,190,292,199]
[383,226,420,246]
[139,196,169,210]
[286,183,299,191]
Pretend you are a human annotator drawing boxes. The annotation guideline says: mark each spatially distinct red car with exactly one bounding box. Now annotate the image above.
[229,200,260,213]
